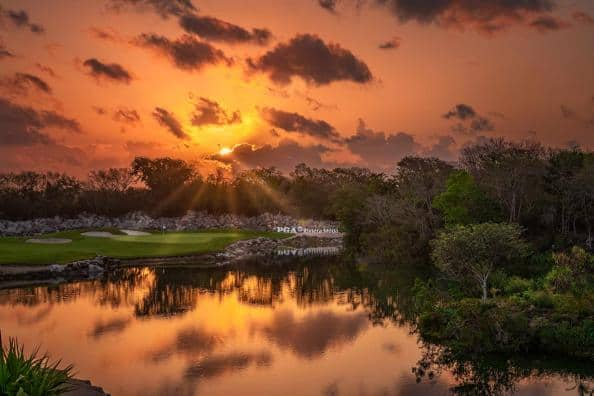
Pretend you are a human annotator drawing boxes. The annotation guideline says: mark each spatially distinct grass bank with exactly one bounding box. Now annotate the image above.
[0,229,287,265]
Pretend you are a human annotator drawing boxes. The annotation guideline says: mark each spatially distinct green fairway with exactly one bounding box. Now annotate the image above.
[0,230,287,265]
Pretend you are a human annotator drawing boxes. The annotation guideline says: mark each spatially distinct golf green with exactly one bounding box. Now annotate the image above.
[0,229,287,265]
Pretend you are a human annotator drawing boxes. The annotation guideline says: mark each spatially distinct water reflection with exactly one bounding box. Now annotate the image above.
[0,257,591,396]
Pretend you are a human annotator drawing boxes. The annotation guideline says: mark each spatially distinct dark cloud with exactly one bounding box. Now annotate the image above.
[345,119,420,169]
[89,27,123,43]
[152,107,189,139]
[1,8,44,34]
[443,103,476,120]
[425,135,458,162]
[252,309,368,358]
[83,58,133,84]
[375,0,556,34]
[573,11,594,25]
[148,327,224,363]
[135,33,231,71]
[106,0,196,19]
[214,139,332,172]
[0,73,52,95]
[93,106,108,116]
[319,0,339,13]
[0,97,81,146]
[35,63,58,78]
[180,14,272,45]
[113,107,141,124]
[248,33,372,86]
[469,116,495,133]
[444,104,495,135]
[379,37,401,50]
[0,43,13,59]
[190,97,241,127]
[15,73,51,93]
[261,107,341,142]
[528,15,570,32]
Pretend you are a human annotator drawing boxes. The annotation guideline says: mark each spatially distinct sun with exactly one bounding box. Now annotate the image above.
[219,147,233,156]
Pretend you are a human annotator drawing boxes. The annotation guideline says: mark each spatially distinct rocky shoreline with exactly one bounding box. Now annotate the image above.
[0,211,339,236]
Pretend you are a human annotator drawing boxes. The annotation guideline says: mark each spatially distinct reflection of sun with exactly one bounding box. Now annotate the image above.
[219,147,233,156]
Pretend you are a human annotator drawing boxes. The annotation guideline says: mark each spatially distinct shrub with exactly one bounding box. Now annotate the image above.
[0,336,73,396]
[503,276,533,295]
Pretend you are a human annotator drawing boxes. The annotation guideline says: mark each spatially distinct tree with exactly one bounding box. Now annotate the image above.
[88,168,134,192]
[461,138,546,223]
[433,170,502,225]
[431,223,529,301]
[131,157,194,196]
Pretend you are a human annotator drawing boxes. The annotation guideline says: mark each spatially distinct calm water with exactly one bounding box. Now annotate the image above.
[0,258,591,396]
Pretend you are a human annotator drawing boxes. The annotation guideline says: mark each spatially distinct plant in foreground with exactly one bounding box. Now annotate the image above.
[0,335,73,396]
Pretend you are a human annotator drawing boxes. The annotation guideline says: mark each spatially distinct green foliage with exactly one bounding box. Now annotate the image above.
[433,170,502,225]
[503,276,533,295]
[431,223,529,300]
[0,336,73,396]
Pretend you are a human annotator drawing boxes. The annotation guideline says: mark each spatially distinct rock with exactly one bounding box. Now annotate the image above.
[0,211,340,237]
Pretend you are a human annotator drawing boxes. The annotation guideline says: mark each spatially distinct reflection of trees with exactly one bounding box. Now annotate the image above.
[413,343,594,395]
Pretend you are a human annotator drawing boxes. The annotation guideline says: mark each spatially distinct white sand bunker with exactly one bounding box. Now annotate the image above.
[81,231,115,238]
[26,238,72,244]
[120,229,150,236]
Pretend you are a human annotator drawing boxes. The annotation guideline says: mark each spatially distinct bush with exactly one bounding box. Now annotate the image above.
[503,276,533,295]
[0,336,73,396]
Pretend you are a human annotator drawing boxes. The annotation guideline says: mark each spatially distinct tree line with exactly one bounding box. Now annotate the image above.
[2,137,594,253]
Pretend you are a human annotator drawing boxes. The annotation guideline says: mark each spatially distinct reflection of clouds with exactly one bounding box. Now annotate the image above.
[382,342,400,355]
[15,305,53,325]
[253,309,368,358]
[184,351,272,380]
[88,316,130,339]
[147,326,224,363]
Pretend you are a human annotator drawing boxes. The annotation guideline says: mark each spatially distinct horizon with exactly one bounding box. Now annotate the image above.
[1,0,594,177]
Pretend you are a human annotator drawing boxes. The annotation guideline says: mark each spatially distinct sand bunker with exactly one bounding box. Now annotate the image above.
[120,229,150,236]
[81,231,115,238]
[26,238,72,244]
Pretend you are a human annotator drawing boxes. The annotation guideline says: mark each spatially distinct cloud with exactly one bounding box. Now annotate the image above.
[344,119,420,169]
[528,15,571,32]
[152,107,190,139]
[0,73,52,95]
[560,104,594,128]
[248,33,372,86]
[0,43,13,59]
[83,58,133,84]
[318,0,339,13]
[1,8,44,34]
[443,103,495,134]
[573,11,594,26]
[0,97,81,146]
[213,139,332,172]
[443,103,477,120]
[89,27,124,43]
[179,14,272,45]
[35,63,58,78]
[134,33,232,71]
[374,0,556,34]
[113,107,141,124]
[424,135,458,162]
[379,37,401,50]
[89,317,131,339]
[261,107,341,142]
[105,0,196,19]
[190,97,241,127]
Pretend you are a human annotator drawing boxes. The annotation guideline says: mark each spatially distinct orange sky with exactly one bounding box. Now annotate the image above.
[1,0,594,176]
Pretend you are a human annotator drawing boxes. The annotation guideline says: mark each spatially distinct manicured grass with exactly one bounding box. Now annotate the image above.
[0,229,288,265]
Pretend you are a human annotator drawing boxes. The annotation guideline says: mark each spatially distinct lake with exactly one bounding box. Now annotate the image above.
[0,257,591,395]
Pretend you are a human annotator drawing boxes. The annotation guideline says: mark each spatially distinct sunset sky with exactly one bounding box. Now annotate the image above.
[1,0,594,176]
